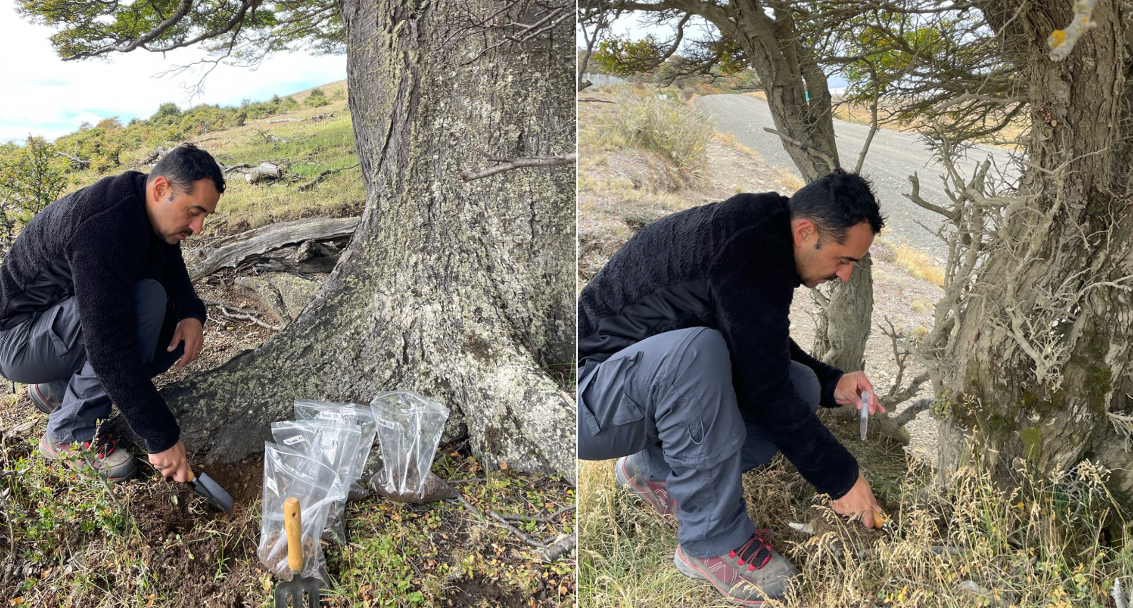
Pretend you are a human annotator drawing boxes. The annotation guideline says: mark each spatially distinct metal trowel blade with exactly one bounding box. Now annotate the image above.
[190,472,235,512]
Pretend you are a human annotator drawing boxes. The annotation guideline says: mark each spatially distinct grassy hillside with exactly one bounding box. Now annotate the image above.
[0,82,576,608]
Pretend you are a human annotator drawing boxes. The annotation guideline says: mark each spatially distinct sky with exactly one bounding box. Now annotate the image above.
[0,6,348,143]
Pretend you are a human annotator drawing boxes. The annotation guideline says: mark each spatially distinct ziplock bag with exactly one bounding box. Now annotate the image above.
[257,442,346,581]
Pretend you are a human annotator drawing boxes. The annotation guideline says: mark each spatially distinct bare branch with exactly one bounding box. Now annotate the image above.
[459,153,576,182]
[763,128,836,173]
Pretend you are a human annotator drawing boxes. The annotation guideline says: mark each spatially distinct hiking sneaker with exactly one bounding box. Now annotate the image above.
[27,383,61,415]
[38,431,140,482]
[674,530,800,605]
[614,454,676,516]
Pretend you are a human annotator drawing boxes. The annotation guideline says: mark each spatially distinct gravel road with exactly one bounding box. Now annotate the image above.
[695,94,1016,261]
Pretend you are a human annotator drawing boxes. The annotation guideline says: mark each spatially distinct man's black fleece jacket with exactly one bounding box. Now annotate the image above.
[578,192,859,500]
[0,171,206,453]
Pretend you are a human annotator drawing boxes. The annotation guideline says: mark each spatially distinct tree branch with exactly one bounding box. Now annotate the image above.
[763,128,836,173]
[459,153,576,182]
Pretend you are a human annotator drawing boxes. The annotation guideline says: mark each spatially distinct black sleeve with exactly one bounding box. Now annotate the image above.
[708,227,858,499]
[162,243,206,324]
[66,209,180,454]
[789,338,844,408]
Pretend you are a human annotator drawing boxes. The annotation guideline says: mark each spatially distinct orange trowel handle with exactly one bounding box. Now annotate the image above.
[284,497,303,573]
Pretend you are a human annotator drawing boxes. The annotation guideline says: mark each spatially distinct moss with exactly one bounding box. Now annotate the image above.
[1020,426,1042,464]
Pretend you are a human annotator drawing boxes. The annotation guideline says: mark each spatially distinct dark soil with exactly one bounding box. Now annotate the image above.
[447,577,528,608]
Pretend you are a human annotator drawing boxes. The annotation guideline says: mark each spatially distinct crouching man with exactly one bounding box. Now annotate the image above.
[577,170,888,604]
[0,144,222,482]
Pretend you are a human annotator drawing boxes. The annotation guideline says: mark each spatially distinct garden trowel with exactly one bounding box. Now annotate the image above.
[187,468,234,512]
[274,497,321,607]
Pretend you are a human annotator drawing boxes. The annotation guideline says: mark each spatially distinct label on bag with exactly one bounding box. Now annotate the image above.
[375,418,396,430]
[317,411,345,422]
[283,435,306,446]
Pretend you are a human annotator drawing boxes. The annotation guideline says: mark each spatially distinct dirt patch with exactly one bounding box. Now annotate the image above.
[446,577,529,608]
[199,455,265,505]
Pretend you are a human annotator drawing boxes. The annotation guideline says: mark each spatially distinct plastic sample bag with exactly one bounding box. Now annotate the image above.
[271,420,364,545]
[293,400,377,487]
[369,391,451,501]
[257,442,346,581]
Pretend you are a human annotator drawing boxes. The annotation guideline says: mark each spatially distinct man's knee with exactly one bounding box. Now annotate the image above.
[654,328,745,469]
[789,361,821,414]
[135,280,167,313]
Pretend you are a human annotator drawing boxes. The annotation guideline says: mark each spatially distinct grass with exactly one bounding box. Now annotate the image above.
[579,417,1133,608]
[0,403,576,607]
[894,244,945,286]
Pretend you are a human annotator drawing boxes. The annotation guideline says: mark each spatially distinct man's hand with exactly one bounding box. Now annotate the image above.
[149,440,192,483]
[834,371,885,415]
[831,472,884,528]
[168,317,204,369]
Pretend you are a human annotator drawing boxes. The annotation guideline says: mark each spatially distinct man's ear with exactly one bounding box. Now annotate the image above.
[792,218,816,247]
[151,175,170,201]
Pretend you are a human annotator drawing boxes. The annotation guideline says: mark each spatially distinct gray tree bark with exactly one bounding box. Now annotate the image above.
[935,0,1133,497]
[160,0,576,480]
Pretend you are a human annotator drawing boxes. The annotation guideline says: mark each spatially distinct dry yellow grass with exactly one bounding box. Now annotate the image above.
[894,244,945,286]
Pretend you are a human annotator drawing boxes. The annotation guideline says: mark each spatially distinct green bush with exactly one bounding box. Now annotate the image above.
[305,87,329,107]
[0,137,67,257]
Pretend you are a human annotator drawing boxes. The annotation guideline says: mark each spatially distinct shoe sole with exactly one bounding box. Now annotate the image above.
[615,457,673,517]
[674,546,767,606]
[27,385,57,415]
[37,435,140,483]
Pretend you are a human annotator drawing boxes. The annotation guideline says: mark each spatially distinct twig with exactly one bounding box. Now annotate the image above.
[459,153,576,182]
[448,477,485,485]
[487,511,548,548]
[536,534,576,563]
[763,128,836,172]
[496,505,575,525]
[204,301,282,331]
[450,492,550,549]
[297,163,359,192]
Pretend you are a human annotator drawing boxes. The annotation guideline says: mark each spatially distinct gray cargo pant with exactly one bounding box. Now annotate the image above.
[578,327,821,559]
[0,280,184,445]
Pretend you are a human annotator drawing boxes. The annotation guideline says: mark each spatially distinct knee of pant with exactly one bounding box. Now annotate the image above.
[674,328,732,381]
[790,362,821,413]
[135,280,167,311]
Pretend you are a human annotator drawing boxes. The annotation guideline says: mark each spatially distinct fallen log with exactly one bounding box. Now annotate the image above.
[185,216,360,280]
[244,162,283,184]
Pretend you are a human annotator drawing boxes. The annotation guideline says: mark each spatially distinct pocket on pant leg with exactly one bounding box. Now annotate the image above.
[46,303,82,357]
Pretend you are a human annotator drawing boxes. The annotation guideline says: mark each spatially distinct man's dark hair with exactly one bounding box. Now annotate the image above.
[789,169,884,243]
[147,143,226,195]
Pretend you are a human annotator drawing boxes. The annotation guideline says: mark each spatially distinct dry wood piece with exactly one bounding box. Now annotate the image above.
[185,216,360,280]
[266,112,334,124]
[244,162,282,184]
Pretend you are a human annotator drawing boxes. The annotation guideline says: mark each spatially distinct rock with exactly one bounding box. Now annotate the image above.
[235,272,322,323]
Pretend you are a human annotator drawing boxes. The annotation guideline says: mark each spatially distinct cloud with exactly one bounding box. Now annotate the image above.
[0,8,347,142]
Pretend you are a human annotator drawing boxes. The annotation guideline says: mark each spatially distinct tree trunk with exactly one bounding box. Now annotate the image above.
[712,1,872,370]
[812,253,873,372]
[938,0,1133,497]
[159,0,576,480]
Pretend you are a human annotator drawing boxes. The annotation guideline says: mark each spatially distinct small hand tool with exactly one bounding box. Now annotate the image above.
[274,497,321,607]
[187,468,234,513]
[860,390,870,441]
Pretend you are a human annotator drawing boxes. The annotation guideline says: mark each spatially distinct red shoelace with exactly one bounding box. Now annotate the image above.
[729,529,774,571]
[82,433,118,458]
